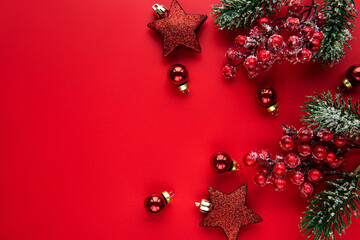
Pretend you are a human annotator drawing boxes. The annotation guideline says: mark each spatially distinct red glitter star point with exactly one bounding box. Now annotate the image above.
[199,185,262,240]
[147,0,207,57]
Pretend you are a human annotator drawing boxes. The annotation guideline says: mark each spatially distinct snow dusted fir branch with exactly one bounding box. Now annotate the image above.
[313,0,357,66]
[300,168,360,240]
[301,91,360,140]
[211,0,285,30]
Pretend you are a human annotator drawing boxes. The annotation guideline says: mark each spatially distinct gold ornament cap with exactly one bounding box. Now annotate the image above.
[178,82,190,94]
[152,4,168,18]
[231,160,240,171]
[195,199,211,213]
[161,191,174,204]
[342,78,353,89]
[267,102,279,116]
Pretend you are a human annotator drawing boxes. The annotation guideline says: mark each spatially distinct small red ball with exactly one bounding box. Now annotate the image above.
[280,135,295,151]
[287,36,301,50]
[273,162,287,177]
[316,13,326,27]
[244,37,257,50]
[243,152,258,167]
[258,149,271,161]
[312,146,327,160]
[250,26,262,39]
[257,50,272,63]
[223,64,236,79]
[247,70,259,79]
[300,182,314,197]
[258,167,270,175]
[259,17,270,26]
[211,152,233,173]
[328,158,344,169]
[259,63,272,71]
[284,153,300,168]
[168,64,188,86]
[282,125,297,136]
[345,65,360,86]
[235,35,247,47]
[289,0,303,13]
[274,178,287,191]
[317,128,334,141]
[291,171,305,185]
[285,17,300,31]
[334,135,347,147]
[268,35,284,51]
[297,48,312,63]
[244,56,257,71]
[274,50,286,63]
[298,127,313,142]
[255,173,267,186]
[144,193,167,213]
[256,87,277,108]
[225,47,241,62]
[298,144,312,157]
[300,26,314,41]
[309,39,321,52]
[312,31,324,42]
[308,169,322,183]
[287,50,299,64]
[324,152,336,164]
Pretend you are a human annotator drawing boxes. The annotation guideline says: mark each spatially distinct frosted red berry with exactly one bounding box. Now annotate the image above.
[289,0,303,13]
[334,134,347,147]
[258,167,270,175]
[268,35,284,51]
[258,149,271,161]
[312,31,324,42]
[282,124,297,136]
[287,36,301,50]
[243,152,258,167]
[297,48,312,63]
[257,50,272,63]
[259,17,270,29]
[316,13,326,27]
[317,128,334,141]
[255,173,267,186]
[291,171,305,185]
[235,35,247,47]
[298,144,312,157]
[250,26,262,39]
[300,182,314,197]
[244,56,257,71]
[285,17,300,31]
[300,26,314,41]
[259,63,272,71]
[312,146,327,160]
[225,47,241,62]
[223,64,236,79]
[244,37,257,50]
[274,178,287,191]
[308,169,322,183]
[328,158,344,169]
[298,127,313,142]
[309,39,321,52]
[280,135,295,150]
[285,153,300,168]
[324,151,336,164]
[287,51,299,64]
[273,162,287,177]
[247,70,259,78]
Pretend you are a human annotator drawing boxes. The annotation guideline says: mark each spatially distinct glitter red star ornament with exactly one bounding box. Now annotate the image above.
[147,0,207,57]
[198,185,262,240]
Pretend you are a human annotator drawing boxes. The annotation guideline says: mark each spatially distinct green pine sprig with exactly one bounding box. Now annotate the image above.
[313,0,357,67]
[300,171,360,240]
[211,0,285,30]
[301,91,360,140]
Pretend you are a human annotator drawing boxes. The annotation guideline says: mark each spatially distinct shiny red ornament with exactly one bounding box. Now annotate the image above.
[338,64,360,91]
[168,64,189,94]
[211,151,240,173]
[147,0,207,57]
[256,87,278,116]
[144,191,175,213]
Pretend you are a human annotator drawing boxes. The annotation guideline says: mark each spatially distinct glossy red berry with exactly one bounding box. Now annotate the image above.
[285,17,300,31]
[273,162,287,177]
[287,36,301,50]
[235,35,247,47]
[324,151,336,164]
[274,178,287,191]
[243,152,258,167]
[274,50,286,63]
[297,48,312,63]
[334,135,347,147]
[287,51,299,64]
[298,144,312,157]
[257,50,272,63]
[258,149,271,161]
[244,56,257,71]
[280,135,295,151]
[284,153,300,168]
[328,158,344,169]
[258,167,270,175]
[223,64,236,79]
[244,37,257,50]
[291,171,305,185]
[225,47,242,62]
[317,128,334,141]
[282,124,297,136]
[258,17,271,30]
[247,70,259,79]
[300,182,314,197]
[309,39,321,52]
[300,26,314,41]
[255,173,267,186]
[316,13,326,27]
[312,31,324,42]
[298,127,313,142]
[308,169,322,183]
[289,0,303,13]
[268,35,284,51]
[312,146,327,160]
[250,26,262,39]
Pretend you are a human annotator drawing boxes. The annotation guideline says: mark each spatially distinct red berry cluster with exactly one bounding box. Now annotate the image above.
[242,125,355,197]
[223,0,326,79]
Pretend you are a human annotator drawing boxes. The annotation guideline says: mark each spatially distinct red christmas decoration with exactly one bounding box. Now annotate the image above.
[147,0,207,57]
[338,64,360,91]
[168,64,190,94]
[211,151,240,173]
[256,87,278,116]
[144,191,175,213]
[195,185,262,240]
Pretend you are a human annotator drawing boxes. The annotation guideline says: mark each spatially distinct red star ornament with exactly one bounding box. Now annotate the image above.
[147,0,207,57]
[199,185,262,240]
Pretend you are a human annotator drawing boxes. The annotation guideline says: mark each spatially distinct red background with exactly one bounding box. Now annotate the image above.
[0,0,360,239]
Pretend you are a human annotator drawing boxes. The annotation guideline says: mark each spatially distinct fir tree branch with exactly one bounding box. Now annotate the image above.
[211,0,285,30]
[299,172,360,240]
[313,0,357,67]
[301,91,360,140]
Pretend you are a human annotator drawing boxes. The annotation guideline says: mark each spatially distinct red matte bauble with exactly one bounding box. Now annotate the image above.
[256,87,277,108]
[211,152,233,173]
[346,65,360,86]
[144,193,167,213]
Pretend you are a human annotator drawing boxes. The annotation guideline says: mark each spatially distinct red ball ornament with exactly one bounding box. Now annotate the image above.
[168,64,190,94]
[256,87,278,116]
[211,152,240,173]
[338,65,360,91]
[144,191,175,213]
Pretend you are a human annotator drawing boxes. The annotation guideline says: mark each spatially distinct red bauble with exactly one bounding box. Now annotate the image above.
[256,87,278,115]
[144,191,174,213]
[243,152,258,167]
[211,152,239,173]
[324,152,336,164]
[168,64,189,94]
[312,31,324,42]
[308,169,322,183]
[339,65,360,90]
